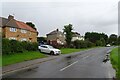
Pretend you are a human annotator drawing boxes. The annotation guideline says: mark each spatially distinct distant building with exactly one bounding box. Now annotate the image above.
[71,32,84,41]
[0,15,38,42]
[46,29,66,47]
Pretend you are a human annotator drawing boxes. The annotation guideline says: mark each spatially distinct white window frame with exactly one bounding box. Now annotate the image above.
[9,37,16,40]
[10,27,17,32]
[20,38,27,41]
[21,29,27,33]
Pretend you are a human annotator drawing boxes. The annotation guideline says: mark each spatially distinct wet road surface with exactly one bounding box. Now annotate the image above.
[6,47,115,78]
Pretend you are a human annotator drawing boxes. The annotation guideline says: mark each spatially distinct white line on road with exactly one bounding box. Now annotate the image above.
[82,55,89,60]
[60,61,78,71]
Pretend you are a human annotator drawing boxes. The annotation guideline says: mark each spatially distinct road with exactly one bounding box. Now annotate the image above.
[5,47,115,78]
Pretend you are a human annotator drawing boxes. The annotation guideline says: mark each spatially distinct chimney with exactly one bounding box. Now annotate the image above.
[56,29,59,32]
[8,15,14,20]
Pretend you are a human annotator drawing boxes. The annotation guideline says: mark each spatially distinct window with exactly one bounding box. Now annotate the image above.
[9,37,16,40]
[41,46,48,48]
[21,29,27,33]
[10,27,17,32]
[20,38,27,41]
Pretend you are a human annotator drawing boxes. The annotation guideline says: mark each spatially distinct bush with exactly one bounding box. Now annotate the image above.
[73,40,95,49]
[2,38,38,55]
[2,38,11,54]
[96,40,102,46]
[10,40,23,53]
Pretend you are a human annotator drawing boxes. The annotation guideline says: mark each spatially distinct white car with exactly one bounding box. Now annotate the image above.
[106,44,111,47]
[38,45,61,55]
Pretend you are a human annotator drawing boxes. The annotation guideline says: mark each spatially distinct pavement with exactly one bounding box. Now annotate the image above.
[2,47,116,78]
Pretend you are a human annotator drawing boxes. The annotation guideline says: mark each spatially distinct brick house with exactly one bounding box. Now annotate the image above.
[0,15,38,42]
[46,29,66,47]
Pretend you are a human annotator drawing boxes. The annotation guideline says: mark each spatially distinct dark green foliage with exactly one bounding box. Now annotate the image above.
[73,40,95,49]
[63,24,73,47]
[10,40,23,53]
[109,34,118,45]
[85,32,108,45]
[37,37,47,43]
[2,38,38,55]
[118,36,120,45]
[2,38,11,54]
[26,22,36,30]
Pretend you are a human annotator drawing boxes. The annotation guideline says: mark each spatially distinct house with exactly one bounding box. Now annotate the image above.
[71,32,84,41]
[46,29,66,47]
[0,15,38,42]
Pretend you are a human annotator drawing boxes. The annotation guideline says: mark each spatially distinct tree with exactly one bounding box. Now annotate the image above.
[109,34,118,45]
[26,22,37,30]
[85,32,108,45]
[100,38,106,46]
[37,37,47,44]
[63,24,73,47]
[118,36,120,45]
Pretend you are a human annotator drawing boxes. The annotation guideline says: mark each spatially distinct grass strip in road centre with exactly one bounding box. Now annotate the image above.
[2,51,46,66]
[110,47,120,78]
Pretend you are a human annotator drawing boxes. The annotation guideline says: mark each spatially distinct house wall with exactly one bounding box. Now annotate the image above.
[3,27,37,42]
[47,33,66,45]
[72,37,84,41]
[0,27,1,33]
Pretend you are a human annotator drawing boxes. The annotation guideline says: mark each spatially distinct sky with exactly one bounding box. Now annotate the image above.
[0,0,119,37]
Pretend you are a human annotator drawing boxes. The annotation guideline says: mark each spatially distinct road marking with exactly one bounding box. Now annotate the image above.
[82,55,89,60]
[60,61,78,71]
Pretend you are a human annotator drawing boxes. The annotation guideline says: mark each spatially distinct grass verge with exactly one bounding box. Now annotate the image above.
[110,47,120,78]
[2,51,46,66]
[2,47,98,66]
[60,48,87,54]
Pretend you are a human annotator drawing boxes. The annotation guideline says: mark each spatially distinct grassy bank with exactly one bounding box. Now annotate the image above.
[2,51,46,66]
[60,48,87,54]
[110,47,120,78]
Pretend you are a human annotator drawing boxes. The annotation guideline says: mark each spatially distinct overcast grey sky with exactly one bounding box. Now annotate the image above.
[1,0,119,37]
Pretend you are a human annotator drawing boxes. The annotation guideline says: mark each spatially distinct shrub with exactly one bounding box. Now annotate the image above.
[73,40,94,49]
[2,38,11,54]
[10,40,23,53]
[2,38,38,55]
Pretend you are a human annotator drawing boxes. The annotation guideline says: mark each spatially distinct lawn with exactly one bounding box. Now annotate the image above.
[2,51,46,66]
[60,48,87,54]
[110,47,120,78]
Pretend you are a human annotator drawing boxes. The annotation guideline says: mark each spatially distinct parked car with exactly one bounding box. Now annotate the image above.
[38,45,61,55]
[106,44,111,47]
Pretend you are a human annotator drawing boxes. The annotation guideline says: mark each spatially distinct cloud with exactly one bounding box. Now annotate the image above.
[2,0,119,36]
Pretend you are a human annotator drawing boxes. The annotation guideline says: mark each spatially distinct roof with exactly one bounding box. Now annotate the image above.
[47,29,63,35]
[72,32,81,37]
[16,21,37,32]
[0,16,37,32]
[0,17,9,27]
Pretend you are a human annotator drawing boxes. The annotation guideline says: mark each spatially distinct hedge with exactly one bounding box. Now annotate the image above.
[73,40,95,49]
[2,38,38,55]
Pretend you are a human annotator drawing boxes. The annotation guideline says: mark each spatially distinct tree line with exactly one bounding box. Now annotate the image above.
[63,24,119,48]
[26,22,119,48]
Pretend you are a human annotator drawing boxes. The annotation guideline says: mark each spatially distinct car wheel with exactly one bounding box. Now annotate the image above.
[50,51,54,55]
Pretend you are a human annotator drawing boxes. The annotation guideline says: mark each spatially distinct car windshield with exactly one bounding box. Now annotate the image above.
[48,45,54,49]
